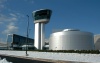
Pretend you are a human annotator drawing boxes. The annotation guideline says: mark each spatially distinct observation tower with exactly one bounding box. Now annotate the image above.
[32,9,52,50]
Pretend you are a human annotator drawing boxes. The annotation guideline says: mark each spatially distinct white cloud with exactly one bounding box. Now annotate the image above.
[0,12,24,35]
[0,0,7,10]
[0,14,18,22]
[0,0,7,4]
[10,13,17,17]
[2,22,18,34]
[0,12,24,22]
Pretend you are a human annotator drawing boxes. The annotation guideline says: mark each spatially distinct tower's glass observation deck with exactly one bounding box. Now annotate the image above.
[32,9,52,23]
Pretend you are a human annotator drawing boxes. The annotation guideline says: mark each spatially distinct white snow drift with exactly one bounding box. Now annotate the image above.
[0,58,12,63]
[0,50,100,63]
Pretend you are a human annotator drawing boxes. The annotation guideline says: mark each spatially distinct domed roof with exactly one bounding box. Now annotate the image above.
[63,29,80,31]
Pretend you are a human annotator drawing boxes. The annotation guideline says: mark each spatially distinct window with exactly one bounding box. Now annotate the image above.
[7,35,13,43]
[34,10,51,20]
[19,37,26,45]
[13,35,20,45]
[7,35,13,47]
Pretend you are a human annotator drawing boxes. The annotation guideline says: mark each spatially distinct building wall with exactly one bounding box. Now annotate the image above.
[49,30,94,50]
[94,35,100,50]
[7,34,34,50]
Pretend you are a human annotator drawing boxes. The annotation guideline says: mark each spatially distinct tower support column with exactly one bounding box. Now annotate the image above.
[41,23,45,50]
[34,23,41,49]
[34,23,45,50]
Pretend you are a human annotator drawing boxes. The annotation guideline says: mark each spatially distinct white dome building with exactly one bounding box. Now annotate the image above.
[49,29,94,50]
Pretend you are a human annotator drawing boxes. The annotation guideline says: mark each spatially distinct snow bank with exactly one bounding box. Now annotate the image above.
[0,50,100,63]
[0,58,12,63]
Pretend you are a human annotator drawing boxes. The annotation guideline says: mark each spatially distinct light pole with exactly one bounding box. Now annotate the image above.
[26,15,29,56]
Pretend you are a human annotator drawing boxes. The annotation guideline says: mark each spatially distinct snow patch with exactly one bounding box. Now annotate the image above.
[0,50,100,63]
[0,58,12,63]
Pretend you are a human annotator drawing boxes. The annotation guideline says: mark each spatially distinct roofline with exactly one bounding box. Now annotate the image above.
[94,34,100,36]
[32,9,51,13]
[7,34,34,40]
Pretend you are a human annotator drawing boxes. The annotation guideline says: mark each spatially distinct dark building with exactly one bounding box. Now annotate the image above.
[7,34,34,50]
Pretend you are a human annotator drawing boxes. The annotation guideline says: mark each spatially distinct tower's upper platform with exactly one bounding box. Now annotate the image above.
[32,9,52,23]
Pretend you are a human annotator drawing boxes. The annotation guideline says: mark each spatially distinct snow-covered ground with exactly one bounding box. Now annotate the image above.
[0,50,100,63]
[0,58,12,63]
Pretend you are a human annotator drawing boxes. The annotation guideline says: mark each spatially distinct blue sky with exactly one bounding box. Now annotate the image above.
[0,0,100,43]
